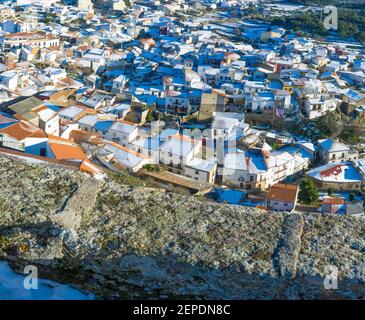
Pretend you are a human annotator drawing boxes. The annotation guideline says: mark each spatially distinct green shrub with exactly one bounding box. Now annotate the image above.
[299,179,319,205]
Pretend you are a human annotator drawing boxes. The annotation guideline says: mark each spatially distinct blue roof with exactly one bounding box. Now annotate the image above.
[94,121,113,131]
[0,111,17,129]
[75,87,89,95]
[43,102,61,112]
[160,128,178,140]
[104,69,124,77]
[211,188,246,205]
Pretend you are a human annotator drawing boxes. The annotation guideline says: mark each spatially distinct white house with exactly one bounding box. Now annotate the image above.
[111,74,128,94]
[59,106,86,121]
[0,71,18,91]
[304,96,337,119]
[0,120,45,151]
[33,105,60,136]
[266,183,299,212]
[97,141,152,173]
[159,134,202,168]
[222,151,248,189]
[184,157,217,184]
[105,120,138,146]
[317,139,358,164]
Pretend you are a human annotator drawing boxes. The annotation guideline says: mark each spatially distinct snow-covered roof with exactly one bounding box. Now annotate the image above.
[224,151,247,171]
[59,106,84,118]
[78,114,98,127]
[317,139,350,153]
[160,134,198,157]
[109,121,137,135]
[307,162,363,183]
[186,157,216,173]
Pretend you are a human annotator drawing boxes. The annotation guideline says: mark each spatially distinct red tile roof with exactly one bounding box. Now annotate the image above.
[266,183,298,203]
[322,198,345,205]
[0,120,45,141]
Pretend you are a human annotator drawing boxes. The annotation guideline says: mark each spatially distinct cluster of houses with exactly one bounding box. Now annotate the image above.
[0,0,364,215]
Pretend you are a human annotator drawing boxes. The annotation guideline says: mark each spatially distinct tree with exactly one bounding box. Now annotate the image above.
[146,109,154,122]
[298,179,319,205]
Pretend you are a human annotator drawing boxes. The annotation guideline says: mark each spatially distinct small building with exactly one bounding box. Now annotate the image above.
[59,106,87,122]
[266,183,299,212]
[159,134,202,172]
[198,91,227,121]
[97,141,152,173]
[0,120,45,151]
[317,139,358,164]
[306,162,363,192]
[105,120,138,147]
[320,197,346,215]
[222,151,248,189]
[184,157,217,184]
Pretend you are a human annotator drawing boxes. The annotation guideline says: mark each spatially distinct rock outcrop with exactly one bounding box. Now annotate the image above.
[0,156,364,299]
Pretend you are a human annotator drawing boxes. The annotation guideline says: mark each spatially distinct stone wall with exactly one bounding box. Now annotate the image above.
[0,155,364,299]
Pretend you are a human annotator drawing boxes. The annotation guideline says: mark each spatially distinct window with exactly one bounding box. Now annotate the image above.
[195,170,199,175]
[284,203,288,206]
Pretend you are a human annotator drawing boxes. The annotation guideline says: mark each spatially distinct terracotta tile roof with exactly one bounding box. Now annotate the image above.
[0,147,80,170]
[80,159,103,175]
[47,134,74,143]
[49,141,88,161]
[320,164,344,178]
[322,198,346,205]
[32,105,48,113]
[0,146,102,176]
[68,129,100,142]
[29,131,48,138]
[266,183,298,203]
[0,120,45,141]
[13,113,25,121]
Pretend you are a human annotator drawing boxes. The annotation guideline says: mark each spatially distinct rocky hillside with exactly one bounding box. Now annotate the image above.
[0,156,364,299]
